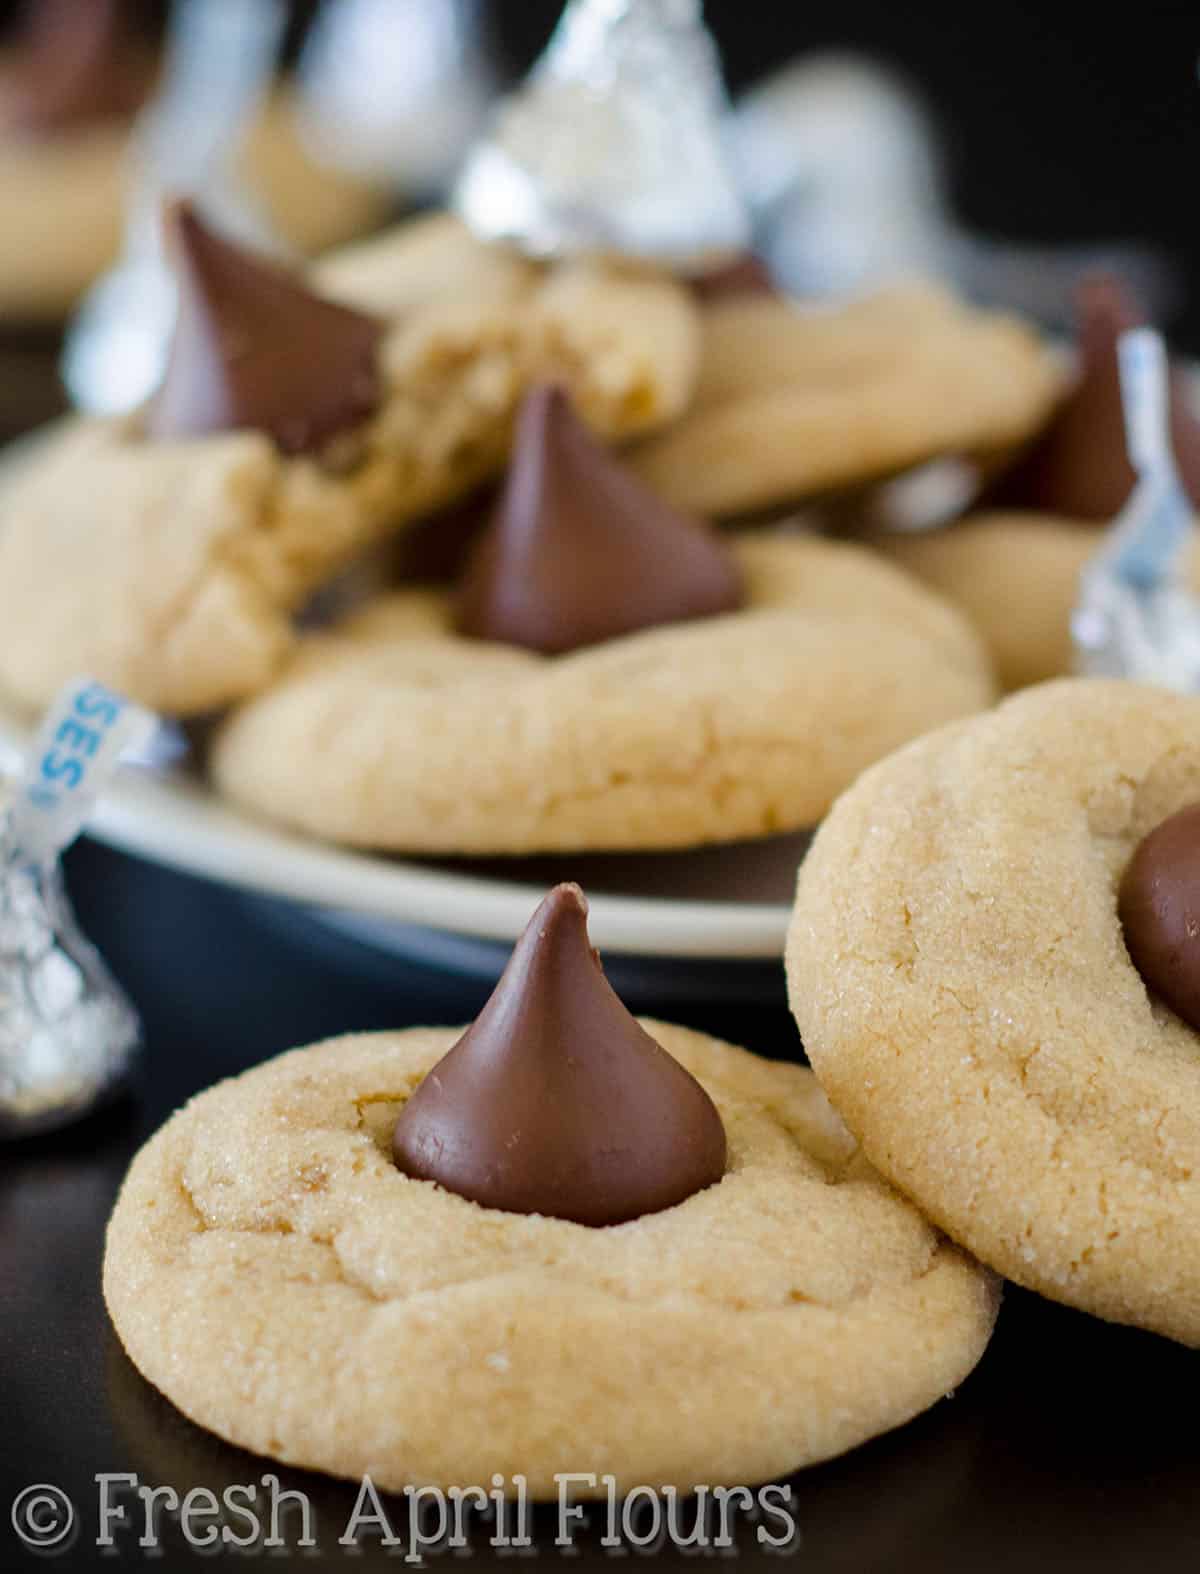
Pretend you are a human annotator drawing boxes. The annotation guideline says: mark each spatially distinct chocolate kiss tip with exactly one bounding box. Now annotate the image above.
[146,201,387,457]
[392,883,728,1227]
[456,384,743,654]
[989,272,1200,518]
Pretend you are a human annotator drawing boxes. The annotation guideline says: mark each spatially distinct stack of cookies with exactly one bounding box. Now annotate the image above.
[0,195,1067,867]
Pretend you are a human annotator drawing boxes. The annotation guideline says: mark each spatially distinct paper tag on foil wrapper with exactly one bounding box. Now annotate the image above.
[453,0,750,270]
[1072,330,1200,689]
[5,679,157,869]
[0,680,154,1138]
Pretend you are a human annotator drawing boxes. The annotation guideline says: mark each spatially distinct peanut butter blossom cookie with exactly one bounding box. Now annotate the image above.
[105,885,998,1493]
[788,679,1200,1346]
[0,209,698,715]
[212,385,995,853]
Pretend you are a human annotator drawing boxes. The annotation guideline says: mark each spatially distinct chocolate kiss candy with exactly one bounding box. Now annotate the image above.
[0,0,150,136]
[691,253,779,304]
[1119,804,1200,1032]
[457,385,743,652]
[147,203,387,456]
[991,277,1200,519]
[392,884,728,1226]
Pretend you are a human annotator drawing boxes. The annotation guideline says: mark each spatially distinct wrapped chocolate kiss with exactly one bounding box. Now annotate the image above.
[63,0,287,416]
[299,0,495,197]
[453,0,750,270]
[1072,330,1200,689]
[0,680,154,1138]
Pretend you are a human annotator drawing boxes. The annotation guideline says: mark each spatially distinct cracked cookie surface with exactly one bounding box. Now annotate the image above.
[210,534,996,854]
[787,679,1200,1345]
[103,1024,998,1493]
[0,222,698,717]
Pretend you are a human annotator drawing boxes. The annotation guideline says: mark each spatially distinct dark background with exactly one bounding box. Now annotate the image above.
[512,4,1200,347]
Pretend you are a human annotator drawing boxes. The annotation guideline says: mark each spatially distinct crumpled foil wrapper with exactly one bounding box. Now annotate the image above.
[1073,329,1200,689]
[0,851,142,1139]
[454,0,749,269]
[0,681,150,1139]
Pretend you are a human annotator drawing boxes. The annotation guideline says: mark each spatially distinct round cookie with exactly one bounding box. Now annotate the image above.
[210,534,996,854]
[104,1024,998,1493]
[870,512,1200,691]
[787,678,1200,1346]
[631,283,1063,519]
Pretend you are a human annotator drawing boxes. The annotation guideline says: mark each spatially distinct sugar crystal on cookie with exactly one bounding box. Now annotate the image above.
[456,384,743,653]
[392,883,727,1225]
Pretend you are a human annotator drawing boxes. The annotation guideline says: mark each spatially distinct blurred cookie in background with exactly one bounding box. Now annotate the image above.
[0,0,391,330]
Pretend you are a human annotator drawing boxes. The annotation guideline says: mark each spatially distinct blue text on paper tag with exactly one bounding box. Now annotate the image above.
[5,679,157,868]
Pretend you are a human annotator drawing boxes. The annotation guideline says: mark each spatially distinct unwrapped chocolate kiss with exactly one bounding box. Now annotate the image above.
[392,884,728,1226]
[456,384,743,653]
[148,202,386,455]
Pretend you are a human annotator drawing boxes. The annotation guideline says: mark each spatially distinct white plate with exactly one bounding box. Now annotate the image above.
[0,701,801,961]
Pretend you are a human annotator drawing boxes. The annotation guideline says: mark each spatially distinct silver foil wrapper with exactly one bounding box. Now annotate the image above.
[62,0,286,417]
[0,857,142,1139]
[1073,330,1200,689]
[299,0,495,196]
[454,0,749,270]
[0,681,152,1138]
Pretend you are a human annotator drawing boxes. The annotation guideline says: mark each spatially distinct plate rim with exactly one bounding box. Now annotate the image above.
[0,707,794,960]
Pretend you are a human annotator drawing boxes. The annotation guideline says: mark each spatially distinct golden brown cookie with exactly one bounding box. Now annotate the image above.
[788,679,1200,1346]
[210,535,996,853]
[870,512,1200,691]
[632,283,1064,519]
[0,240,698,716]
[104,1025,998,1494]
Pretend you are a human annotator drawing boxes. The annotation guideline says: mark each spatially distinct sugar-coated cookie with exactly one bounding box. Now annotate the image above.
[211,535,996,854]
[104,1024,997,1493]
[788,679,1200,1345]
[632,283,1063,518]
